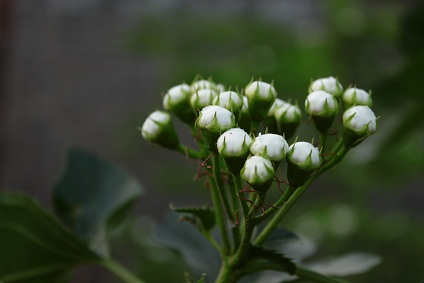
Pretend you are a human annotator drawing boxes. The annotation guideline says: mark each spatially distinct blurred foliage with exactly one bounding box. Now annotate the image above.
[124,1,424,282]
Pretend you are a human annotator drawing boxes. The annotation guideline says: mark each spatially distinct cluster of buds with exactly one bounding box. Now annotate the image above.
[141,76,379,189]
[306,77,378,147]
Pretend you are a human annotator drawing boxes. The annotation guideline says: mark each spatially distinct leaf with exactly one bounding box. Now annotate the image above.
[248,245,297,275]
[53,147,143,256]
[260,227,299,252]
[304,252,381,276]
[171,205,215,232]
[155,212,221,279]
[195,274,207,283]
[0,193,99,283]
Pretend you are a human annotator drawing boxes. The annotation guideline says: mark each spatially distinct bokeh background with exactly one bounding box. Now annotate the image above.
[1,0,423,282]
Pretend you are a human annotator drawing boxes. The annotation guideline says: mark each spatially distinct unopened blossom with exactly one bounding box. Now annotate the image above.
[309,76,343,97]
[244,80,277,122]
[274,102,302,139]
[343,106,377,136]
[241,156,275,191]
[286,141,322,187]
[191,79,216,93]
[287,142,322,171]
[141,110,179,149]
[196,105,236,149]
[217,128,252,158]
[190,89,217,110]
[212,91,243,113]
[343,87,372,107]
[163,83,195,123]
[305,91,339,132]
[305,91,339,117]
[250,133,289,163]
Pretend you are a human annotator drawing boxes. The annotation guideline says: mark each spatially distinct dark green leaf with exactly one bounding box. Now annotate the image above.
[0,193,99,283]
[170,205,215,232]
[248,245,296,275]
[156,212,221,278]
[53,147,142,256]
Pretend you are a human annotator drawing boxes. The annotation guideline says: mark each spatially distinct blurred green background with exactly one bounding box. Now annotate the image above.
[1,0,423,282]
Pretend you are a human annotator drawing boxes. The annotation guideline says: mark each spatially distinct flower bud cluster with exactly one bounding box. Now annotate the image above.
[307,77,378,145]
[141,75,379,190]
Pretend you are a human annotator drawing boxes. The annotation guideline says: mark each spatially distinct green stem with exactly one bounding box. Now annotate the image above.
[210,155,232,255]
[230,192,266,267]
[98,258,146,283]
[212,155,236,223]
[253,186,296,226]
[320,131,327,153]
[233,174,249,219]
[296,266,349,283]
[176,144,203,159]
[209,176,231,255]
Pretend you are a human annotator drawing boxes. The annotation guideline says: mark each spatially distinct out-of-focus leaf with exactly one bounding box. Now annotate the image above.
[171,205,215,232]
[260,227,298,252]
[304,252,381,276]
[53,147,142,256]
[155,212,221,279]
[247,245,296,275]
[195,274,207,283]
[242,270,297,283]
[0,193,99,283]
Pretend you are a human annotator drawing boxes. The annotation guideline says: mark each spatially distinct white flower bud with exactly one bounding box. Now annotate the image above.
[216,84,226,92]
[274,102,302,139]
[343,106,377,136]
[141,110,179,149]
[217,128,252,158]
[163,84,190,109]
[163,84,195,123]
[287,142,322,170]
[250,133,289,163]
[267,98,285,117]
[286,141,322,187]
[305,91,339,117]
[238,96,251,132]
[191,79,216,93]
[244,80,277,122]
[190,89,217,110]
[342,87,372,107]
[196,106,236,149]
[305,91,339,132]
[274,102,302,124]
[309,76,343,97]
[241,156,275,191]
[212,91,243,113]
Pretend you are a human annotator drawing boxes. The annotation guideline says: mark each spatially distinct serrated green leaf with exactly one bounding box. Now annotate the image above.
[0,193,99,283]
[171,205,215,232]
[248,245,296,275]
[53,147,143,256]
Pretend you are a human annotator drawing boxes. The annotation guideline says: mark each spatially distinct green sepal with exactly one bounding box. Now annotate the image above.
[170,205,216,233]
[286,162,314,188]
